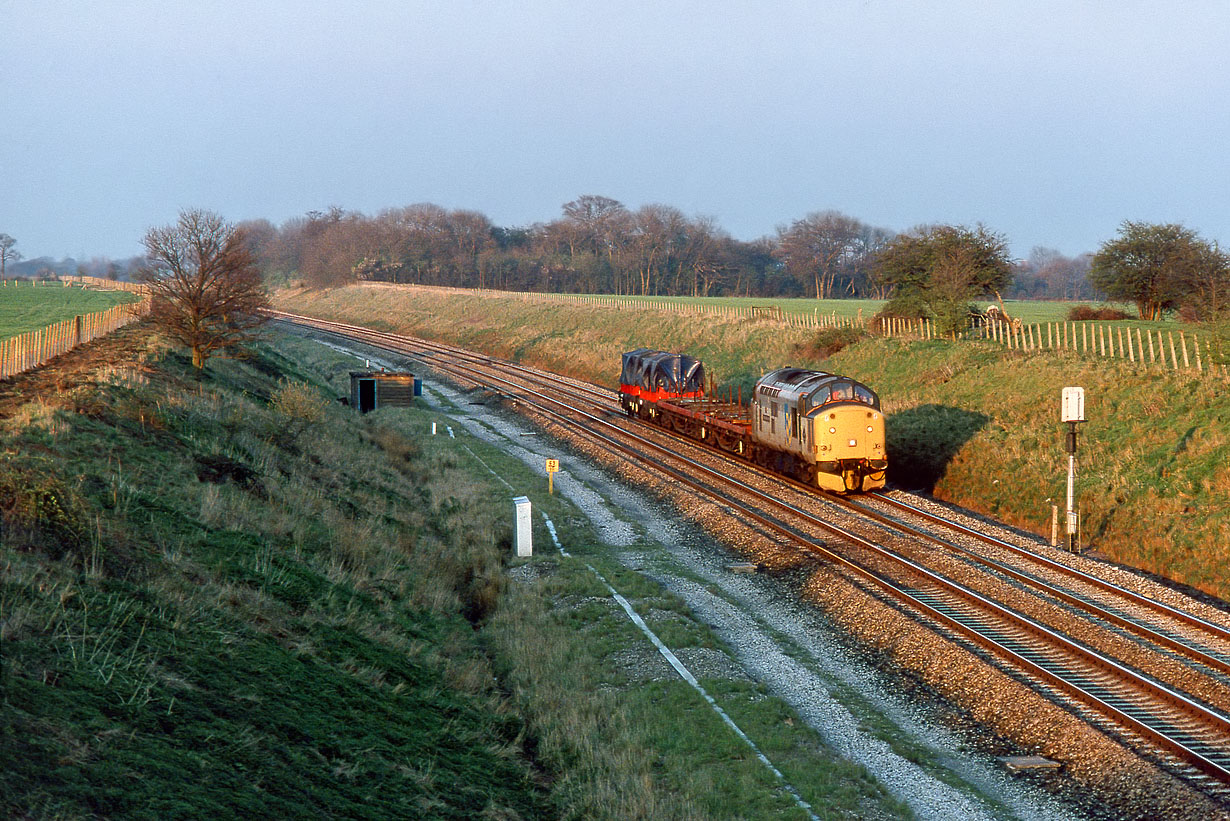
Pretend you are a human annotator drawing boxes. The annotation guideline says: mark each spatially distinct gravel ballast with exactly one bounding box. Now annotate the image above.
[318,334,1226,820]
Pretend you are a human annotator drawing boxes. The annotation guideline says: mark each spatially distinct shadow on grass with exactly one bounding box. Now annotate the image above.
[886,404,990,492]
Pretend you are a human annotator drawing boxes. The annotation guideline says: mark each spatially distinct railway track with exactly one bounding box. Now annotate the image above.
[270,309,1230,796]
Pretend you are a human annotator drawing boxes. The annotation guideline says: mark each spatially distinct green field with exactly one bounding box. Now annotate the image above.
[0,281,140,340]
[560,293,1172,330]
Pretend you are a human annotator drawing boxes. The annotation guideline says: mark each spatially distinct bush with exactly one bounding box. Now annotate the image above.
[268,379,331,446]
[0,456,91,559]
[271,379,329,423]
[799,326,868,359]
[876,294,929,323]
[876,297,980,336]
[1067,305,1132,321]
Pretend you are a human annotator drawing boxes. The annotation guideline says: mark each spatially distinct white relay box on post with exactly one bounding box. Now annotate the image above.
[1062,387,1085,423]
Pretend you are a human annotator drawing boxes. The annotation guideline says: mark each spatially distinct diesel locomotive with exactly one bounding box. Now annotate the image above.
[619,350,886,493]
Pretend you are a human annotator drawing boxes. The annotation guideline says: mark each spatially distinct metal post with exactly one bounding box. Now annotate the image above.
[1066,421,1078,552]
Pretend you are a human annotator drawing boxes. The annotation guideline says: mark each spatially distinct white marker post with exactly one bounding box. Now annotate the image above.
[1061,387,1085,552]
[513,496,532,557]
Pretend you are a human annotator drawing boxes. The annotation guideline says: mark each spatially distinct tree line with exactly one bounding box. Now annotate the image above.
[234,196,1101,302]
[6,199,1228,373]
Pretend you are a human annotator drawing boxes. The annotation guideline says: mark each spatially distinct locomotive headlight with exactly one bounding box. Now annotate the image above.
[848,439,857,447]
[866,425,874,432]
[829,427,837,434]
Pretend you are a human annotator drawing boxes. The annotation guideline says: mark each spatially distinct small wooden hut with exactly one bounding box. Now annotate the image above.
[349,371,422,413]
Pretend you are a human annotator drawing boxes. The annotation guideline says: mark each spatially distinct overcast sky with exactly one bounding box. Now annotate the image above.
[4,1,1229,262]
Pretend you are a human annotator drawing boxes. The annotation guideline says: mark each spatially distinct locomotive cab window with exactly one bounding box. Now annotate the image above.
[808,380,880,410]
[854,384,878,408]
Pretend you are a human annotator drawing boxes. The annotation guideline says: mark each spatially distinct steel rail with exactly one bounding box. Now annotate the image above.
[823,497,1230,678]
[273,310,1230,783]
[277,310,1230,672]
[400,312,1230,678]
[859,493,1230,645]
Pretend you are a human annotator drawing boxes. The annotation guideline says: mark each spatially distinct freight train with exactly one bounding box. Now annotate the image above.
[619,349,886,493]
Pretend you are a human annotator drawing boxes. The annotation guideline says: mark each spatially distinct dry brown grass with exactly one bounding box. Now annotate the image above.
[273,285,1230,601]
[274,284,819,390]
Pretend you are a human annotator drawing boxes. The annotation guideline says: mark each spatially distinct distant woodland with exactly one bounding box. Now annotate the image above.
[0,196,1098,301]
[231,197,1096,301]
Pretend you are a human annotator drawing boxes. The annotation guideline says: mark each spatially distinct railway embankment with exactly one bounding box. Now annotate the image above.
[271,284,1230,604]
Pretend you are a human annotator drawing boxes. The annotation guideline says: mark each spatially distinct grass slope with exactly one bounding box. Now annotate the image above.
[272,284,1230,601]
[540,293,1149,327]
[0,281,140,339]
[1,336,544,819]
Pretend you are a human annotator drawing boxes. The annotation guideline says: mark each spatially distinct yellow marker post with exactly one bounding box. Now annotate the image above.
[545,458,560,494]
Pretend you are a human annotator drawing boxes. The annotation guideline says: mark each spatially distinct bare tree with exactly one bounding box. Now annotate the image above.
[1181,241,1230,320]
[446,209,496,287]
[622,204,688,295]
[680,216,725,297]
[847,224,895,297]
[0,233,21,279]
[1013,247,1093,300]
[775,211,863,300]
[139,209,270,370]
[561,195,628,258]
